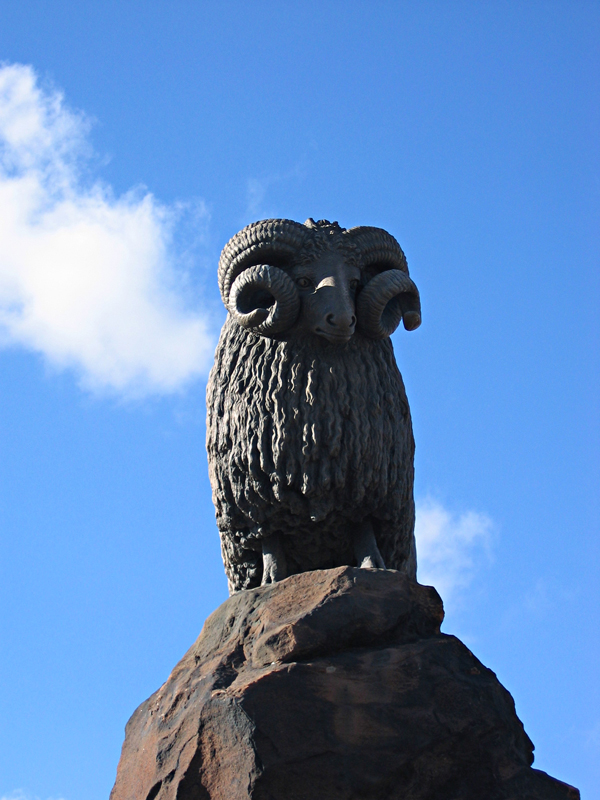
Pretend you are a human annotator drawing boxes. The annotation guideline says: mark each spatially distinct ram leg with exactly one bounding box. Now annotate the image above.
[261,533,287,585]
[354,519,386,569]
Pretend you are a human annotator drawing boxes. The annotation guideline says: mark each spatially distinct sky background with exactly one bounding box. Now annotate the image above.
[0,1,598,798]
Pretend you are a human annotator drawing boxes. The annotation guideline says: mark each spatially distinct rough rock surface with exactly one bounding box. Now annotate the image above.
[110,567,580,800]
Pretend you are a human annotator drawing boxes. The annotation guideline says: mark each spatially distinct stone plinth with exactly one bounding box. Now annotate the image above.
[110,567,579,800]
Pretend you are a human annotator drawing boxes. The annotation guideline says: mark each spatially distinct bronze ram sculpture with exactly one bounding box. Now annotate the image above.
[206,218,421,593]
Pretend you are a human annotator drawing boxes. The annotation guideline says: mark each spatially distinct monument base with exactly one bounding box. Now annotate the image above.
[110,567,579,800]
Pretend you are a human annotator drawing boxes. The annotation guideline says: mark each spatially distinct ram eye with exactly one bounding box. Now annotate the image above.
[349,279,360,291]
[296,277,313,289]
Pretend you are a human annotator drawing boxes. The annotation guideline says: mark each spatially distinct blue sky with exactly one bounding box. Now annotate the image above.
[0,2,598,798]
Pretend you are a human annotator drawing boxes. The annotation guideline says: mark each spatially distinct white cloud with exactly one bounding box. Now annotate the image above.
[0,63,215,397]
[415,497,494,604]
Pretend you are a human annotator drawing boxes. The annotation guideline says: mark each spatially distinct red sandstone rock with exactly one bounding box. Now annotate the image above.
[110,567,580,800]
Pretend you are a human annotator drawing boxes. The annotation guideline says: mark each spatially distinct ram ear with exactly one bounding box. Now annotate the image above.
[229,264,300,335]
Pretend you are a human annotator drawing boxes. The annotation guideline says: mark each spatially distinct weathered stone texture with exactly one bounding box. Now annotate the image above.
[110,568,579,800]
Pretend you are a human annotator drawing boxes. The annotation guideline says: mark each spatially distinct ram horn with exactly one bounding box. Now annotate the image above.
[343,225,409,273]
[344,225,421,338]
[218,219,308,308]
[229,264,300,335]
[357,270,421,338]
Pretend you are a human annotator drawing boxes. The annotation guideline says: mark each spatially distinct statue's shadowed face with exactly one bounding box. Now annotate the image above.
[289,253,361,344]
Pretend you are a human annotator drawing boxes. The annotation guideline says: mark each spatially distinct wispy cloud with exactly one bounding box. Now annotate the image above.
[244,163,304,222]
[415,497,494,605]
[0,63,216,397]
[584,720,600,753]
[246,176,270,219]
[1,792,66,800]
[523,577,553,615]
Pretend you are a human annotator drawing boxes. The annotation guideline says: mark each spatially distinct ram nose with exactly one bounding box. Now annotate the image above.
[311,276,357,344]
[315,300,356,343]
[324,309,356,340]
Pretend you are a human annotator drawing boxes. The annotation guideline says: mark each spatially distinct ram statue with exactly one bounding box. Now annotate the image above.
[206,218,421,594]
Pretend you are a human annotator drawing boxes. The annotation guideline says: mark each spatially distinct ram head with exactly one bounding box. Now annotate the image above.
[218,218,421,344]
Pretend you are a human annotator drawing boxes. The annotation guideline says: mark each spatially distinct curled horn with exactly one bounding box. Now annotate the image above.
[230,264,300,335]
[345,226,422,338]
[218,219,307,335]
